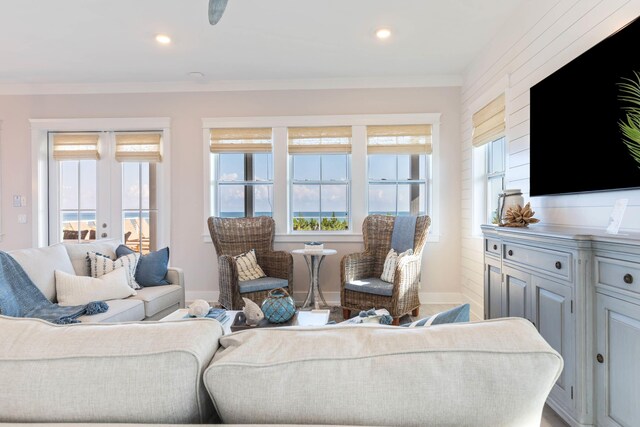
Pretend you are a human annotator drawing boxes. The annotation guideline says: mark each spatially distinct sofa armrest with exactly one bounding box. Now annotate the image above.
[166,267,185,308]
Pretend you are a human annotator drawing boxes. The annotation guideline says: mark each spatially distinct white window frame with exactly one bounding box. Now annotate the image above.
[470,76,510,237]
[486,137,506,224]
[203,113,441,243]
[30,118,171,249]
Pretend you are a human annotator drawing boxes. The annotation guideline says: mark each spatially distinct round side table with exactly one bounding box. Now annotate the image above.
[291,249,337,310]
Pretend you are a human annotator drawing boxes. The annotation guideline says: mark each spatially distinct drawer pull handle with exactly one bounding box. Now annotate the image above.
[508,250,513,256]
[493,244,498,250]
[624,274,634,284]
[596,354,604,364]
[555,261,562,270]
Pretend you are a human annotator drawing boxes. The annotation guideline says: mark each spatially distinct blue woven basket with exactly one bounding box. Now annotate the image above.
[261,288,296,323]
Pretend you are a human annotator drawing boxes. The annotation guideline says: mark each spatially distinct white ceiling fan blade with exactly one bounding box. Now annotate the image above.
[208,0,229,25]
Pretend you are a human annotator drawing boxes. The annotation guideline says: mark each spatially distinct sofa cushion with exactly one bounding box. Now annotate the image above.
[129,285,183,318]
[55,268,136,306]
[238,277,288,294]
[62,239,120,276]
[116,245,170,287]
[344,277,393,296]
[8,245,75,302]
[204,318,563,426]
[0,315,223,424]
[77,299,145,323]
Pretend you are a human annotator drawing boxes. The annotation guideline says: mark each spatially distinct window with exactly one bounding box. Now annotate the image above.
[288,126,351,231]
[210,128,274,218]
[367,125,431,216]
[49,130,165,253]
[471,94,506,224]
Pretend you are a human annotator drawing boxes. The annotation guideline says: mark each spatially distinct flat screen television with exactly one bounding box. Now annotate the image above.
[530,16,640,196]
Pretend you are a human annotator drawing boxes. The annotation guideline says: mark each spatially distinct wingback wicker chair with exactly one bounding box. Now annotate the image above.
[208,216,294,310]
[340,214,431,325]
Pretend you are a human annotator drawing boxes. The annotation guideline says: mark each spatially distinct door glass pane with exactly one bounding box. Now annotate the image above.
[219,184,245,217]
[81,211,97,241]
[368,155,396,180]
[141,162,150,210]
[79,161,96,210]
[218,153,244,181]
[60,161,79,210]
[122,162,140,210]
[321,155,347,181]
[369,184,396,215]
[62,212,79,241]
[293,155,321,181]
[123,212,142,251]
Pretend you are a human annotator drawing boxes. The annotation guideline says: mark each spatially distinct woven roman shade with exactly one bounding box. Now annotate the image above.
[472,94,506,147]
[288,126,352,154]
[52,133,100,160]
[115,132,162,162]
[367,125,432,154]
[210,128,273,153]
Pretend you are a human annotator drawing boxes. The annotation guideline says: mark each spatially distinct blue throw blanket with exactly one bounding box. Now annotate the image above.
[391,216,417,253]
[0,251,108,324]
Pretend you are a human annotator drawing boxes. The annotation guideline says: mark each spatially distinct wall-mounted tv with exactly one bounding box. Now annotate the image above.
[530,16,640,196]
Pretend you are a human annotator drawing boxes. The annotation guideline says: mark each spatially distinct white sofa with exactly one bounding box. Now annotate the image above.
[0,315,563,426]
[7,239,185,322]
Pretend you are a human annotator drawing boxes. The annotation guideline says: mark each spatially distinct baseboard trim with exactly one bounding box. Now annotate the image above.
[187,290,464,307]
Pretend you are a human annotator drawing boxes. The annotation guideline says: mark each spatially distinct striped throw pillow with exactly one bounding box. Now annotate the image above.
[401,304,470,327]
[380,248,413,283]
[87,251,141,290]
[234,249,266,281]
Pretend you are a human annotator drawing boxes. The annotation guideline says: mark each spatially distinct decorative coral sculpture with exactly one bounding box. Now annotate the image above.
[500,202,540,228]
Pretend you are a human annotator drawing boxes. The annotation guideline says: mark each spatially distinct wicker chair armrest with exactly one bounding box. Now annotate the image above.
[258,251,294,290]
[218,254,239,284]
[341,252,375,283]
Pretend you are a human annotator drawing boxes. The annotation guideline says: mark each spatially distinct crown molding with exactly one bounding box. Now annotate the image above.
[0,75,463,96]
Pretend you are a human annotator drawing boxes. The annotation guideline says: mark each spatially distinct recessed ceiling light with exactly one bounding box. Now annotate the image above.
[155,34,171,44]
[375,28,392,40]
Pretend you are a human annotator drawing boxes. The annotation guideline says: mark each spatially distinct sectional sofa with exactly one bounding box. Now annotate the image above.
[0,313,563,426]
[7,239,185,322]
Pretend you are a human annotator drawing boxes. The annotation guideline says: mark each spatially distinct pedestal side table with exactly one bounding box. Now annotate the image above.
[291,249,337,310]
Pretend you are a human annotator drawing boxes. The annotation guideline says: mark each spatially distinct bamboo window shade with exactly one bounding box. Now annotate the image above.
[367,125,432,154]
[115,133,162,162]
[52,133,100,160]
[210,128,273,153]
[288,126,352,154]
[472,94,506,147]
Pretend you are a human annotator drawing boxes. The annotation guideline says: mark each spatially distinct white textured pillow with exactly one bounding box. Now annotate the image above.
[87,251,141,290]
[380,248,414,283]
[234,249,266,281]
[55,268,136,306]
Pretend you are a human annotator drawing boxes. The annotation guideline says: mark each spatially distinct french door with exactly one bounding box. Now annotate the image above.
[48,131,161,254]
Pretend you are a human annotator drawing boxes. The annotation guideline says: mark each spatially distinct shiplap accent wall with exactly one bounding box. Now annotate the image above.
[460,0,640,319]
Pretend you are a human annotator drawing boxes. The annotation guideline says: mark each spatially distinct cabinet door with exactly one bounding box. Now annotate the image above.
[485,256,502,319]
[531,276,575,407]
[503,265,531,321]
[596,293,640,427]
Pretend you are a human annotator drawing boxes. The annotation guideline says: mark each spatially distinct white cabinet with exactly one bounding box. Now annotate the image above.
[483,225,640,427]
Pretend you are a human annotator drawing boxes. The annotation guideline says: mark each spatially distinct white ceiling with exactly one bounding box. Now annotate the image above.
[0,0,523,91]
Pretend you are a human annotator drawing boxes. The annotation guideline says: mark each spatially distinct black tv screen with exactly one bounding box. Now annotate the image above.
[530,16,640,196]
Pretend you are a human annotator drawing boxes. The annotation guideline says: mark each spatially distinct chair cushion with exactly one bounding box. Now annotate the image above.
[129,285,183,318]
[345,277,393,297]
[239,277,288,294]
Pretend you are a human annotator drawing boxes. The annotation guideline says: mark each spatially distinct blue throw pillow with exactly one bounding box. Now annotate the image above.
[116,245,170,287]
[401,303,470,327]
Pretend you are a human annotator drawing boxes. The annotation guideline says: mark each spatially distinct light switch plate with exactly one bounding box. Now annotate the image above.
[18,214,27,224]
[13,195,21,207]
[20,196,26,207]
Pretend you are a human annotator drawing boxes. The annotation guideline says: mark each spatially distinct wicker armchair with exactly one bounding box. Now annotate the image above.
[208,216,294,310]
[340,214,431,325]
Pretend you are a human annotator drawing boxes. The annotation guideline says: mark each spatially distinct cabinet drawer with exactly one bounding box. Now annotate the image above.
[503,243,571,279]
[596,257,640,295]
[485,238,501,256]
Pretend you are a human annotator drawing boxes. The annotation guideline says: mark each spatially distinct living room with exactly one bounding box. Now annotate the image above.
[1,1,639,426]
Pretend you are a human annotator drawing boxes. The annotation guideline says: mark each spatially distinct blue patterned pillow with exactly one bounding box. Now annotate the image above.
[401,303,470,327]
[116,245,170,287]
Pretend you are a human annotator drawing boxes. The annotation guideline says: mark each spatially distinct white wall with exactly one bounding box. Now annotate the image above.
[0,86,462,305]
[460,0,640,319]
